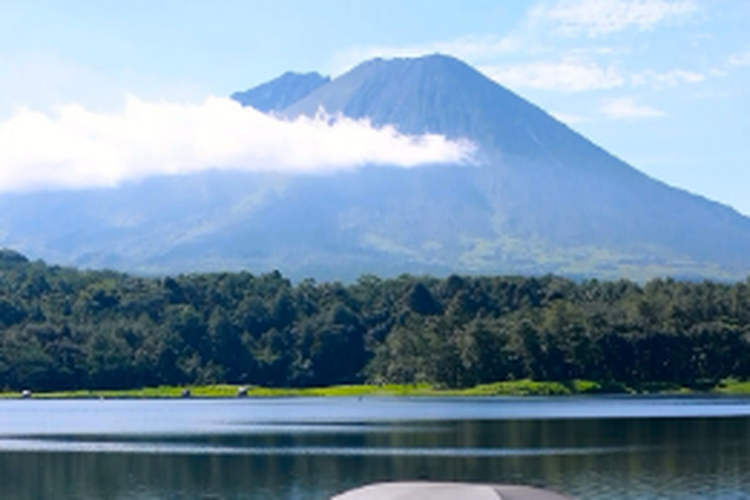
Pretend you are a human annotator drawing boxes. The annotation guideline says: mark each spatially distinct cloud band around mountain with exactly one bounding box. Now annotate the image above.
[0,96,475,192]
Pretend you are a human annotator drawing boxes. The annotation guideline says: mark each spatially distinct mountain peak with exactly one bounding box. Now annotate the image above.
[347,52,469,70]
[283,54,583,161]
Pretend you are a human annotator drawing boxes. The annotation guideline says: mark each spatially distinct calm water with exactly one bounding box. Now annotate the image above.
[1,396,750,499]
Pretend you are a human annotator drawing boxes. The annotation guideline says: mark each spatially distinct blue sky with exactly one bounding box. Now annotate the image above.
[1,0,749,214]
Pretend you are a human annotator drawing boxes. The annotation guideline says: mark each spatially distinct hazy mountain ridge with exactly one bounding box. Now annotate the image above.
[1,54,749,281]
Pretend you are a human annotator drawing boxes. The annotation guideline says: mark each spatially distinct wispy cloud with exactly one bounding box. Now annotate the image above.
[481,58,624,92]
[601,96,666,119]
[0,97,474,193]
[631,69,705,88]
[532,0,697,37]
[729,51,750,67]
[330,2,703,97]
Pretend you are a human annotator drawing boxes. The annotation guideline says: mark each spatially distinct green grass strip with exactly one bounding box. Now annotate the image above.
[3,378,749,399]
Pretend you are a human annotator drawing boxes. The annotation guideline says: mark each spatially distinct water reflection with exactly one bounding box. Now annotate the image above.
[1,399,750,499]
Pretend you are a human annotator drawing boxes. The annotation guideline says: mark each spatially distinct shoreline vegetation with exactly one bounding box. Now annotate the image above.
[3,378,750,399]
[3,249,750,396]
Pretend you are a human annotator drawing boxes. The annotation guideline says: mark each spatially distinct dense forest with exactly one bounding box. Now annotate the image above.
[1,248,749,392]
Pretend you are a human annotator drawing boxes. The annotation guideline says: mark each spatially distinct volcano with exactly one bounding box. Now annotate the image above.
[1,54,749,281]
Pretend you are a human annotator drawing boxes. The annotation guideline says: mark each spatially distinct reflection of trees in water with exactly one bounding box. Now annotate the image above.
[1,418,750,499]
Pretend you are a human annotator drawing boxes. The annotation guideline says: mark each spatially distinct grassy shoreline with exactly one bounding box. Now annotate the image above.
[2,378,750,399]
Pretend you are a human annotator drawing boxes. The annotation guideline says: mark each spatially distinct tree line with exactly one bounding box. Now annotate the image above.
[1,248,749,391]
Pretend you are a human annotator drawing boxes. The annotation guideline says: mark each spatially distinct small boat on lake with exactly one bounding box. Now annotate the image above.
[331,482,572,500]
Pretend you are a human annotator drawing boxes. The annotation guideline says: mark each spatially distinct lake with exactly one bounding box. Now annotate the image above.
[1,396,750,499]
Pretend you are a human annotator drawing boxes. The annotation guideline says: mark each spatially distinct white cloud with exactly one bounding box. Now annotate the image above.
[729,51,750,67]
[631,69,705,88]
[0,96,474,193]
[533,0,697,37]
[600,97,665,119]
[481,58,624,92]
[549,111,589,124]
[330,35,519,75]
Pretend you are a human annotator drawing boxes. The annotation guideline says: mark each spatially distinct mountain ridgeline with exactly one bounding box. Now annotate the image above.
[1,54,749,280]
[230,71,330,113]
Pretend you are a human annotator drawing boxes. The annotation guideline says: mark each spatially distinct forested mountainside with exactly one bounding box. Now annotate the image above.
[1,250,748,392]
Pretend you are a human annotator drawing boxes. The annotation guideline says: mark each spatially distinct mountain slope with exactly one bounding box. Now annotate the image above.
[282,55,750,278]
[231,71,330,112]
[1,54,749,281]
